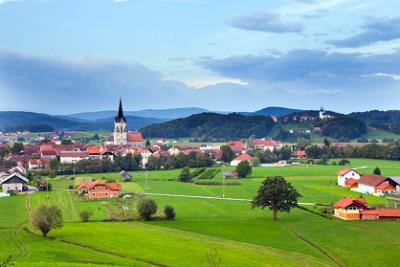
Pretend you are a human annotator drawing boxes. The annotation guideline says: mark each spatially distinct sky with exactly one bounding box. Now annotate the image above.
[0,0,400,114]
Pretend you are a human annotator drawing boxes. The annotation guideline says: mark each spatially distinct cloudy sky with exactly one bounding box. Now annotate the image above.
[0,0,400,114]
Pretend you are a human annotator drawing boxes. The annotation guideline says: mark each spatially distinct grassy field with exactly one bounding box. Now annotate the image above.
[1,158,400,266]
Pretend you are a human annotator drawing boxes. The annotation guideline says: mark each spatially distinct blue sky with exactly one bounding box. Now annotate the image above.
[0,0,400,114]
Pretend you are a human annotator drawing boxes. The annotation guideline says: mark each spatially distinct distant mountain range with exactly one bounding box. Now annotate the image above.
[2,108,400,140]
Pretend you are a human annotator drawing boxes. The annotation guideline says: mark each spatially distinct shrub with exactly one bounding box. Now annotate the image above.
[68,185,74,190]
[164,205,176,220]
[137,198,157,221]
[373,167,382,175]
[79,210,93,222]
[177,167,192,182]
[338,159,350,166]
[236,161,252,178]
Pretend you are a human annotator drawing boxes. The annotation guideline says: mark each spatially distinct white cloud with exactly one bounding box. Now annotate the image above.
[182,78,249,89]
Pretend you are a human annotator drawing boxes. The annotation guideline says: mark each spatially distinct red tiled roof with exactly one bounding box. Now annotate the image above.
[361,209,400,217]
[333,196,368,209]
[295,150,306,157]
[232,153,253,162]
[41,150,58,156]
[345,178,358,186]
[358,174,387,187]
[337,168,354,176]
[107,183,121,191]
[229,141,245,151]
[375,181,395,190]
[59,151,89,158]
[40,144,54,151]
[127,131,144,143]
[87,146,101,154]
[79,180,120,191]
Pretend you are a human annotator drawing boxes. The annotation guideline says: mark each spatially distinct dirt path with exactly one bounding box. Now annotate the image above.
[287,226,344,267]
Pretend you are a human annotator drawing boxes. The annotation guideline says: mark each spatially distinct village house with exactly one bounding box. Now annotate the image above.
[333,196,368,220]
[333,197,400,221]
[229,141,246,155]
[230,153,253,167]
[0,172,30,193]
[28,158,48,170]
[59,151,90,164]
[252,139,283,152]
[78,180,121,200]
[352,174,399,196]
[337,168,361,187]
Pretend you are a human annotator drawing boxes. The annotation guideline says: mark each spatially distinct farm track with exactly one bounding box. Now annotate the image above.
[21,192,168,267]
[22,228,168,267]
[287,226,344,267]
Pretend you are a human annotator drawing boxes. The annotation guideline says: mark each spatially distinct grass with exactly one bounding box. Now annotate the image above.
[1,158,400,266]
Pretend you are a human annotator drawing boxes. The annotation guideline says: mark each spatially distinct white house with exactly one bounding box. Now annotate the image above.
[168,147,181,156]
[353,174,398,196]
[252,139,283,152]
[230,153,253,167]
[337,168,361,187]
[59,151,90,164]
[0,172,29,193]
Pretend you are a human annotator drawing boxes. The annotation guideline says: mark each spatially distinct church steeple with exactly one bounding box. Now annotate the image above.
[115,98,126,123]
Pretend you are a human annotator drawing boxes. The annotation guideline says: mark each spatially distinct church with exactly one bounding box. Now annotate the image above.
[112,99,144,146]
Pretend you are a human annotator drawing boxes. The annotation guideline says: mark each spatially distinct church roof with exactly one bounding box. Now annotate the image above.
[115,99,126,123]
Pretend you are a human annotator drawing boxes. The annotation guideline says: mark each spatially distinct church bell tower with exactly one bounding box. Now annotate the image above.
[113,99,128,145]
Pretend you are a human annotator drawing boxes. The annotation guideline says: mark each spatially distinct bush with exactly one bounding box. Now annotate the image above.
[68,185,74,190]
[80,210,93,222]
[373,167,382,175]
[177,167,192,182]
[338,159,350,166]
[164,205,176,220]
[236,161,252,178]
[137,198,157,221]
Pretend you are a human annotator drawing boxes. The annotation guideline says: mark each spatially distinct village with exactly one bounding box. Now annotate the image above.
[1,101,399,223]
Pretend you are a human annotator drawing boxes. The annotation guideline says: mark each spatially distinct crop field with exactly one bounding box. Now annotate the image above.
[1,158,400,266]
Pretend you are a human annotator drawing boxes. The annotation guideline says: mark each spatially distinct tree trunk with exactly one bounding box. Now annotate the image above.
[41,228,50,237]
[272,208,278,220]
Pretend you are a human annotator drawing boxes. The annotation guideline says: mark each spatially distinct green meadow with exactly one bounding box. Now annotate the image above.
[1,158,400,266]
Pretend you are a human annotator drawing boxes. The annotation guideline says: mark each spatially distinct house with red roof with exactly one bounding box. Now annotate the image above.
[337,168,361,187]
[78,180,120,200]
[333,197,400,221]
[294,150,306,159]
[228,141,246,154]
[60,151,90,164]
[127,131,144,145]
[252,139,283,152]
[230,153,253,167]
[28,158,48,170]
[353,174,399,196]
[333,196,368,220]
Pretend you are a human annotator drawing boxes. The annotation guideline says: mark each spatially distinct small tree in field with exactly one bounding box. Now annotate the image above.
[164,205,176,220]
[137,198,157,221]
[80,210,93,222]
[252,176,301,220]
[373,167,381,175]
[31,205,63,237]
[177,167,191,182]
[236,161,252,178]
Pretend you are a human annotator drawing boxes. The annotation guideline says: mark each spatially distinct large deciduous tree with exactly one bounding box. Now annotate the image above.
[252,176,301,220]
[221,145,235,163]
[236,160,252,178]
[30,205,63,237]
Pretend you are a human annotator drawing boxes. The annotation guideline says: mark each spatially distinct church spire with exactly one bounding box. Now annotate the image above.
[115,98,126,123]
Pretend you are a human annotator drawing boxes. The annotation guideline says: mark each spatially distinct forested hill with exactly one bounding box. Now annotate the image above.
[350,110,400,134]
[140,113,276,139]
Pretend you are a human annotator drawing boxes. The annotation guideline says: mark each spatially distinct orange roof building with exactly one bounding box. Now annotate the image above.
[78,180,120,200]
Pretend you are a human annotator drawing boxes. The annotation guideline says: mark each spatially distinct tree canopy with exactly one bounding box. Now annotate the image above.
[252,176,301,220]
[30,205,63,237]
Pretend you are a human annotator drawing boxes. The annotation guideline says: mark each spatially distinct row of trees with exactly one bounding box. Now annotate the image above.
[146,152,214,170]
[305,142,400,160]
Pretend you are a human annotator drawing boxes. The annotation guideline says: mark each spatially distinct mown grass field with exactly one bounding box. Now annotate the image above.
[1,158,400,266]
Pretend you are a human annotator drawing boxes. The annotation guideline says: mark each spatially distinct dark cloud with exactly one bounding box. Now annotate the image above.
[228,12,303,33]
[196,49,400,82]
[327,17,400,47]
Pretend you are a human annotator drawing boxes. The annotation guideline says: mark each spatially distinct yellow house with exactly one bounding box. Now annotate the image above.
[333,196,368,220]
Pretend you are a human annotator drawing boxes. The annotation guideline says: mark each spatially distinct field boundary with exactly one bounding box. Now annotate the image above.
[287,226,344,267]
[140,192,329,206]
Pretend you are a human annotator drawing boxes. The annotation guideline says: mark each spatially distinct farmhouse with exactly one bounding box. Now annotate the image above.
[230,153,253,167]
[0,172,29,193]
[78,180,121,199]
[334,197,400,221]
[337,168,361,187]
[252,139,283,151]
[352,174,399,196]
[333,196,368,220]
[60,151,90,164]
